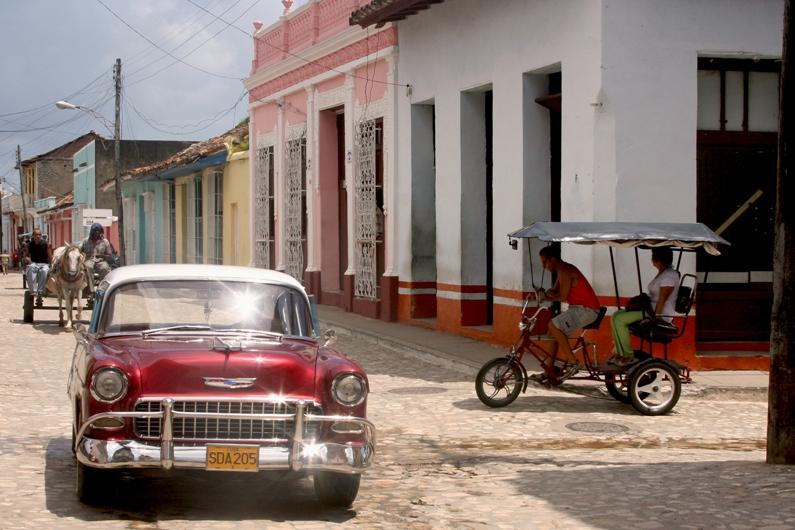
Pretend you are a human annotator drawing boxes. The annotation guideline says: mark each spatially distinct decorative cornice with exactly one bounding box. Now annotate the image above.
[247,28,397,103]
[248,27,362,88]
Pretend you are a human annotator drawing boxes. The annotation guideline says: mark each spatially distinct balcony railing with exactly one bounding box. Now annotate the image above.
[253,0,370,72]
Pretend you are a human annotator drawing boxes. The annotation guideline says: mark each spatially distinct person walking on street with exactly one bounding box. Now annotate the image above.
[24,229,52,307]
[81,223,113,293]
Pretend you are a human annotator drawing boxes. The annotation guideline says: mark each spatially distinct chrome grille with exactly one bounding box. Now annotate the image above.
[134,400,322,442]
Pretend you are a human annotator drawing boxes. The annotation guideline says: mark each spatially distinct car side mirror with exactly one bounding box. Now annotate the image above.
[72,322,89,344]
[322,329,337,348]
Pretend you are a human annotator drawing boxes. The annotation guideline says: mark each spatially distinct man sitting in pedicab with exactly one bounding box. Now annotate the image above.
[536,245,601,378]
[609,247,680,367]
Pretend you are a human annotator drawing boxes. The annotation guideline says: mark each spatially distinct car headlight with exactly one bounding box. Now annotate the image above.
[331,373,367,407]
[90,368,128,403]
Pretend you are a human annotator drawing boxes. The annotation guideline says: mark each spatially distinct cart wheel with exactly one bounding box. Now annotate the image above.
[628,360,681,415]
[605,377,631,404]
[23,291,34,323]
[476,357,523,408]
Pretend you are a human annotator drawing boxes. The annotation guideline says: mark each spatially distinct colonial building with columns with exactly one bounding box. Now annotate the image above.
[245,0,400,320]
[352,0,783,370]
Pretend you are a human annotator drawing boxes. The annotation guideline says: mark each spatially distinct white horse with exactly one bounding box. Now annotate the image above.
[49,244,87,330]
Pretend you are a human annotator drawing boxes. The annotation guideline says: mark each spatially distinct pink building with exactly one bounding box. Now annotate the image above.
[245,0,399,321]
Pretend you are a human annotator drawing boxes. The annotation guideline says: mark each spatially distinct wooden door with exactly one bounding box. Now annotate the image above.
[696,133,777,342]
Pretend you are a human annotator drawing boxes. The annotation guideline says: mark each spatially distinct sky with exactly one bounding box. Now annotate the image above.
[0,0,307,194]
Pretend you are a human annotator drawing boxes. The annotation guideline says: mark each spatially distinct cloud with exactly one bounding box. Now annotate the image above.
[0,0,294,187]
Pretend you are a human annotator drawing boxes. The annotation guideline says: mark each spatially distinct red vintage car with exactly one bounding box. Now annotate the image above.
[69,264,375,507]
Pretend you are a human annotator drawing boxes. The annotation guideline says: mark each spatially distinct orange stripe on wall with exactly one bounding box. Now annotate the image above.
[493,287,532,300]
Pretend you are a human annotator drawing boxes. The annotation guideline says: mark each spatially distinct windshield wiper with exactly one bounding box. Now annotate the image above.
[142,325,213,337]
[216,328,283,341]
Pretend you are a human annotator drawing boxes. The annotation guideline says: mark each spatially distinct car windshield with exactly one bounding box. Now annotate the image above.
[101,280,314,337]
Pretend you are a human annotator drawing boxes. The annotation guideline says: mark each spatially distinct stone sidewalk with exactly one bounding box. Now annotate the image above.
[318,305,769,400]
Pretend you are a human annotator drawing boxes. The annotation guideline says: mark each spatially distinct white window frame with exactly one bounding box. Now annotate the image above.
[142,191,156,263]
[122,197,137,265]
[186,177,203,264]
[207,170,223,265]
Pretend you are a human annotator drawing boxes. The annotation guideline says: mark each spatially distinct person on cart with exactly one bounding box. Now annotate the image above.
[81,223,113,293]
[609,247,680,367]
[24,229,52,307]
[537,245,600,377]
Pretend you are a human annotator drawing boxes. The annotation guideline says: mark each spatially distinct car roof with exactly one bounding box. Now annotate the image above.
[102,264,306,292]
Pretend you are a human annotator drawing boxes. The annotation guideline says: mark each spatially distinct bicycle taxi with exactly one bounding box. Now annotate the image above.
[475,222,729,416]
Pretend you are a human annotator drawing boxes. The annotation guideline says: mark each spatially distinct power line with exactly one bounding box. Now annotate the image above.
[0,78,113,149]
[95,0,244,81]
[184,0,253,37]
[124,0,247,83]
[127,90,248,136]
[120,0,228,73]
[0,90,113,175]
[126,0,259,88]
[0,67,112,119]
[0,86,115,134]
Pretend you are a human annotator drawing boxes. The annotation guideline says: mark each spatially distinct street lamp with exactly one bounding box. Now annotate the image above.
[55,101,114,134]
[54,58,125,264]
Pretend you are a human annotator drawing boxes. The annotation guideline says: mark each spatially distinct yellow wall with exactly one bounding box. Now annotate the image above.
[223,152,250,266]
[170,153,249,266]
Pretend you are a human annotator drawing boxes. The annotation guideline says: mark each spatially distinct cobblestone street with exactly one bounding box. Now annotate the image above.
[1,272,793,529]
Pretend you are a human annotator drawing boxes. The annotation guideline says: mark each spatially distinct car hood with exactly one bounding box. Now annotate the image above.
[99,336,319,398]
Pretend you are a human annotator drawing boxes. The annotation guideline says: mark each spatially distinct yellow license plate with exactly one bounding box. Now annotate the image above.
[206,444,259,472]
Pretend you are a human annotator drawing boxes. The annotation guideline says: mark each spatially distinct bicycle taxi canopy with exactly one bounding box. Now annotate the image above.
[507,221,730,305]
[508,222,729,255]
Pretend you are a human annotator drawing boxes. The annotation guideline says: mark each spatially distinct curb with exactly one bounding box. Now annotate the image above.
[320,318,480,376]
[323,318,769,401]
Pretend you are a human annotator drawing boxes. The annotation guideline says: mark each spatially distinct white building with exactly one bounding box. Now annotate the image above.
[352,0,783,369]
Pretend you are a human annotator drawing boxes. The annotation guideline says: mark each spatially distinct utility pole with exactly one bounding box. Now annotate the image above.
[114,57,126,265]
[767,0,795,464]
[16,145,28,234]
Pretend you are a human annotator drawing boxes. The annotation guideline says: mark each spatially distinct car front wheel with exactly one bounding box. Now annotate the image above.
[76,461,111,504]
[313,471,361,507]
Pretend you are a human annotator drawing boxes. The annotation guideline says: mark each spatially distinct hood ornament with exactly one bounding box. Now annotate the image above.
[203,377,256,389]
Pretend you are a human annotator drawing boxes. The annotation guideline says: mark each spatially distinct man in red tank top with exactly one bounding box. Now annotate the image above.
[538,246,600,375]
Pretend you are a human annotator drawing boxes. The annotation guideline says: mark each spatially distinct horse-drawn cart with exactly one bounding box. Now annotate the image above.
[22,290,92,326]
[22,245,92,329]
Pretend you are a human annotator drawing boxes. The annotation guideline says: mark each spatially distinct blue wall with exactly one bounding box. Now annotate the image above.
[122,180,168,264]
[73,142,96,207]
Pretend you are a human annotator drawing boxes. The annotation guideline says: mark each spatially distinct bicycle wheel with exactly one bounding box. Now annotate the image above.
[476,357,523,408]
[605,377,631,403]
[628,360,681,415]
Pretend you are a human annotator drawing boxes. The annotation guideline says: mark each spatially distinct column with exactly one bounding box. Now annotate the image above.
[275,97,286,272]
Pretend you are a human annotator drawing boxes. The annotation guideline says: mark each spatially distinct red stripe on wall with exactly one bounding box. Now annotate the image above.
[399,281,436,289]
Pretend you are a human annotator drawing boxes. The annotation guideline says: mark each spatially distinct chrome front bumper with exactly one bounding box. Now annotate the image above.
[75,400,375,474]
